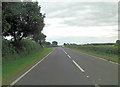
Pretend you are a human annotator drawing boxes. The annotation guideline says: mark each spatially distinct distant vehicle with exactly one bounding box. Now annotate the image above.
[62,46,64,48]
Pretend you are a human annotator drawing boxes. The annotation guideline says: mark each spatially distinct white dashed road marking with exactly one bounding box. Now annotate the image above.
[62,48,85,73]
[72,60,85,72]
[63,49,67,54]
[86,76,90,78]
[67,55,71,59]
[65,51,67,54]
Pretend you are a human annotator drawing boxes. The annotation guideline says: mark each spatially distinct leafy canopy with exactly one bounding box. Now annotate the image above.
[2,2,45,45]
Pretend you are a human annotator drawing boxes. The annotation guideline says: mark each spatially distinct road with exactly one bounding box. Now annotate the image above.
[14,47,118,85]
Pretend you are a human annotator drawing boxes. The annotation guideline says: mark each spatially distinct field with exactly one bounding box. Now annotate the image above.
[66,44,119,63]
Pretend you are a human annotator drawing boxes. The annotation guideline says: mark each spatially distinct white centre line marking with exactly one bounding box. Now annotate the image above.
[67,55,71,59]
[65,51,67,54]
[72,60,85,72]
[63,49,67,54]
[86,76,90,78]
[10,50,53,86]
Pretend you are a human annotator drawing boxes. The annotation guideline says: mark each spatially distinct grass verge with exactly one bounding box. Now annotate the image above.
[2,47,53,84]
[66,47,118,63]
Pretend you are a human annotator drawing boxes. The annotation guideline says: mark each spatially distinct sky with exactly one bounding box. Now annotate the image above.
[38,0,118,45]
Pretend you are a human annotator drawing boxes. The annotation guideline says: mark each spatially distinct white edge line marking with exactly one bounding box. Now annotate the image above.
[10,50,53,86]
[67,55,71,59]
[90,54,119,65]
[72,60,85,72]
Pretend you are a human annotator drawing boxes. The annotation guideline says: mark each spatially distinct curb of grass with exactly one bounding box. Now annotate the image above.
[66,47,118,65]
[3,47,53,85]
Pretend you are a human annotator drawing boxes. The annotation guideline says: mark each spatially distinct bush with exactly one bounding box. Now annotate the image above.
[2,38,41,63]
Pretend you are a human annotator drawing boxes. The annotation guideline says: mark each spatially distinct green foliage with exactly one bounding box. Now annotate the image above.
[2,39,16,60]
[2,2,45,45]
[46,42,51,45]
[33,32,46,45]
[66,44,118,63]
[116,40,120,44]
[2,38,41,63]
[52,41,58,46]
[42,41,51,47]
[63,43,67,46]
[67,44,118,55]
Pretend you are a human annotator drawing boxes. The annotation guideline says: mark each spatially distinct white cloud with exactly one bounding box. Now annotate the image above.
[40,2,118,44]
[43,24,117,38]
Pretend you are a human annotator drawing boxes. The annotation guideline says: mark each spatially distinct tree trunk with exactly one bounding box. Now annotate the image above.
[13,31,17,41]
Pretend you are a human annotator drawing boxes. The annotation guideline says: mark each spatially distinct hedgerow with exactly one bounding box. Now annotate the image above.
[2,38,41,63]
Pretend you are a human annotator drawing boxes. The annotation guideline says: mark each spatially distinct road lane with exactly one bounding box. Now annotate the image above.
[15,47,93,85]
[63,47,118,85]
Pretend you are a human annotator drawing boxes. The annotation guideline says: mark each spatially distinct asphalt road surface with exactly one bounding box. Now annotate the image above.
[14,47,118,85]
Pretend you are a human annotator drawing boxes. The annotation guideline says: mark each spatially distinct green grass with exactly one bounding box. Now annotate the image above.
[2,47,53,84]
[66,45,118,63]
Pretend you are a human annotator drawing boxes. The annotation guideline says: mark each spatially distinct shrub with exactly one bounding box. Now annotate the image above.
[2,38,41,63]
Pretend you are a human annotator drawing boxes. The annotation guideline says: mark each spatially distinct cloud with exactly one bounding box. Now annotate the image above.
[40,2,118,44]
[43,23,117,38]
[41,2,117,26]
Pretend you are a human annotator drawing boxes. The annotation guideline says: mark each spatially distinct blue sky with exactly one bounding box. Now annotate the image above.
[38,0,118,45]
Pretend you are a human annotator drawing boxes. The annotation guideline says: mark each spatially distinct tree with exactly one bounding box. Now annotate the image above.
[2,2,45,46]
[46,42,51,46]
[33,32,46,45]
[116,40,120,44]
[63,43,67,46]
[52,41,58,46]
[42,42,51,47]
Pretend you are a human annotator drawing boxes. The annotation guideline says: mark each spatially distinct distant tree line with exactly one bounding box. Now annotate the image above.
[63,40,120,46]
[43,41,58,47]
[116,40,120,44]
[63,43,77,46]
